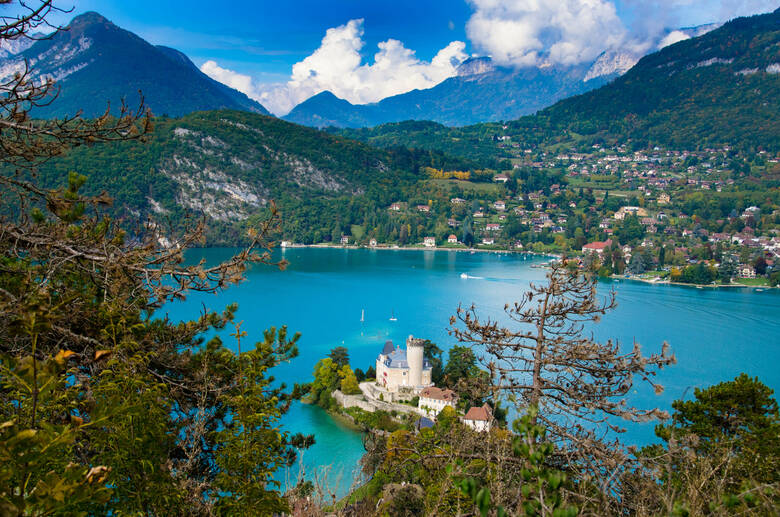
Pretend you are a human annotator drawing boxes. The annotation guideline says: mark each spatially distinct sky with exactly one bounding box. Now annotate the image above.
[40,0,780,115]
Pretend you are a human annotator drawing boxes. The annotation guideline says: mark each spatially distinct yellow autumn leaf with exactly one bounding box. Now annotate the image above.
[94,350,112,361]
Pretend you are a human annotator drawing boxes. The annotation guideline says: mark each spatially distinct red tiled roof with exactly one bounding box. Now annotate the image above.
[463,404,492,421]
[420,387,457,402]
[583,239,612,250]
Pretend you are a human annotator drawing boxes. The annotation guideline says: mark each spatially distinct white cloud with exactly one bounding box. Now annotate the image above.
[465,0,627,67]
[658,30,691,49]
[200,60,255,94]
[202,19,467,116]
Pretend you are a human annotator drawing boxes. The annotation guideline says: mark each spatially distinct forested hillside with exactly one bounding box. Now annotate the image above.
[339,8,780,160]
[19,110,476,244]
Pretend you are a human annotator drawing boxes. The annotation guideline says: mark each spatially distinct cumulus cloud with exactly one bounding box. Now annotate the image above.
[465,0,778,68]
[465,0,627,67]
[202,19,467,116]
[200,60,255,94]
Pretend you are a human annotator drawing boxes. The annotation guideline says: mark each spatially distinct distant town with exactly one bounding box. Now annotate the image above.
[284,143,780,287]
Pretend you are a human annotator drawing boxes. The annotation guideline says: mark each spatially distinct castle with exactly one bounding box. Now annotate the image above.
[375,335,432,395]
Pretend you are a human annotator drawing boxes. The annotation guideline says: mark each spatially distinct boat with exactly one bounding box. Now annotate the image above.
[360,309,365,322]
[389,309,397,322]
[460,272,468,279]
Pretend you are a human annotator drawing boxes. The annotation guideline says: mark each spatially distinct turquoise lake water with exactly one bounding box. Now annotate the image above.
[165,247,780,494]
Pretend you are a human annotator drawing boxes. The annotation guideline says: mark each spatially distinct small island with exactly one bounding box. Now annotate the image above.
[307,336,495,436]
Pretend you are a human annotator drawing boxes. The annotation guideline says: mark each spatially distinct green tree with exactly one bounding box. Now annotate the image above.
[339,364,362,395]
[311,358,341,407]
[422,339,444,385]
[329,346,350,368]
[443,345,479,388]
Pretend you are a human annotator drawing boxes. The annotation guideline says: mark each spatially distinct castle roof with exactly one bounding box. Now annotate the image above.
[381,340,394,355]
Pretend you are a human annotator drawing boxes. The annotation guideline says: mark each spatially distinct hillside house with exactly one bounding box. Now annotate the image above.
[462,404,492,432]
[582,239,612,255]
[448,235,458,244]
[424,236,436,248]
[418,387,457,417]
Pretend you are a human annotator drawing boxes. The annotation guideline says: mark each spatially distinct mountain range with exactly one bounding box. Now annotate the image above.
[0,12,270,118]
[283,26,719,129]
[339,8,780,156]
[283,58,614,128]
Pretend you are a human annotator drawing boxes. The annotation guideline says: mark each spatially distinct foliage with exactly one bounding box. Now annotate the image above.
[452,262,676,483]
[340,364,362,395]
[329,346,350,368]
[0,6,307,513]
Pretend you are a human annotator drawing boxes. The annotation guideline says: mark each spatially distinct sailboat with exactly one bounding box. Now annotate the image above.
[389,309,397,322]
[360,309,365,322]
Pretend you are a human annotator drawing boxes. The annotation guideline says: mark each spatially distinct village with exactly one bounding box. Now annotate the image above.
[281,142,779,287]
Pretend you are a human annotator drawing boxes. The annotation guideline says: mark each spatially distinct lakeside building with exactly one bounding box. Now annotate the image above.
[582,239,612,255]
[462,404,493,432]
[424,236,436,247]
[374,337,433,400]
[418,387,457,417]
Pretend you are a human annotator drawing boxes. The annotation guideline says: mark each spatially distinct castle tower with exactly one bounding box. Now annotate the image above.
[406,335,425,387]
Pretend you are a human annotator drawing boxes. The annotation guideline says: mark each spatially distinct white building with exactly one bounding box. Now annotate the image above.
[462,404,492,432]
[375,337,433,394]
[424,236,436,247]
[418,387,457,417]
[447,234,458,244]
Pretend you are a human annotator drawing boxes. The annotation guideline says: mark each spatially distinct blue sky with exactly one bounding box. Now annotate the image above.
[43,1,780,114]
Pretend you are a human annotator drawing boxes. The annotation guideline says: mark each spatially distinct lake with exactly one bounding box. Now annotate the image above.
[165,247,780,494]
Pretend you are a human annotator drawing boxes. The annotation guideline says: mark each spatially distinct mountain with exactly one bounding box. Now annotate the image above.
[0,12,270,118]
[284,59,613,128]
[338,9,780,157]
[282,26,721,130]
[528,7,780,151]
[16,109,466,243]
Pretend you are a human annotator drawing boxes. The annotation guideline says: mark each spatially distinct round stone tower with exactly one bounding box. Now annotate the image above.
[406,335,425,387]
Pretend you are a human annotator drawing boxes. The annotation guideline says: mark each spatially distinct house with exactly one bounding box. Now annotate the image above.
[473,211,485,218]
[494,201,506,211]
[462,404,492,432]
[375,337,433,394]
[494,174,509,183]
[486,223,501,232]
[369,238,377,247]
[417,205,430,213]
[389,203,402,212]
[340,235,349,245]
[482,238,495,245]
[418,387,457,417]
[447,218,459,227]
[582,239,612,255]
[280,240,292,248]
[451,197,466,205]
[447,234,458,244]
[423,236,436,248]
[738,264,756,279]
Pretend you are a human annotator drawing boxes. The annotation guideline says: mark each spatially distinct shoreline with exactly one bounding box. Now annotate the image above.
[609,274,778,291]
[284,242,561,259]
